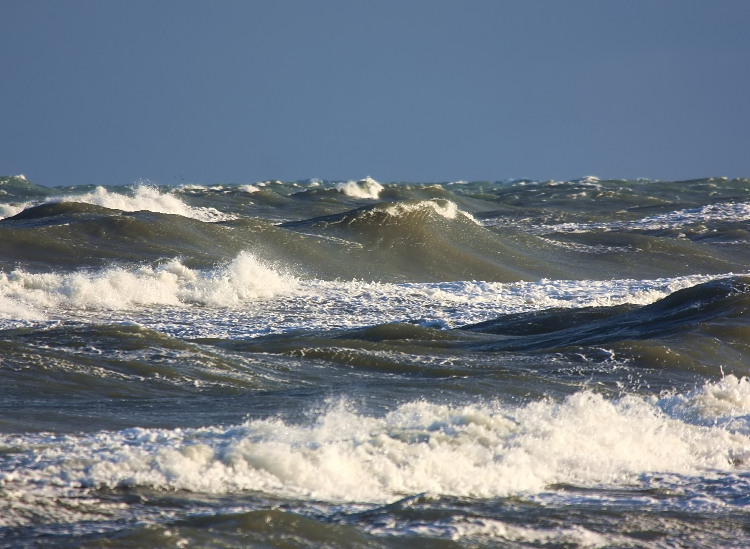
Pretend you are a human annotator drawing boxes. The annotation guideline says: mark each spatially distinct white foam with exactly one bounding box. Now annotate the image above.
[335,177,384,199]
[530,201,750,235]
[2,379,748,516]
[0,252,297,312]
[237,184,260,194]
[657,375,750,433]
[0,294,45,321]
[5,271,722,337]
[47,184,235,222]
[371,517,615,547]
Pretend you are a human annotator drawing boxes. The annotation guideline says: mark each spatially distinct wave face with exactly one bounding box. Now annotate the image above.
[2,175,750,547]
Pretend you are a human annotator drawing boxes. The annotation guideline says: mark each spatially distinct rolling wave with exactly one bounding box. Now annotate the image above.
[3,377,749,513]
[462,276,750,345]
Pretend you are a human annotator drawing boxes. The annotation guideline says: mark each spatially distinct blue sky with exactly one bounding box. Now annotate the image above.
[2,1,749,186]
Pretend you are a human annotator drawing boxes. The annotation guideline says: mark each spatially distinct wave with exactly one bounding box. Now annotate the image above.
[51,184,235,222]
[459,277,750,370]
[283,199,569,282]
[0,202,26,219]
[4,177,749,282]
[0,252,297,319]
[530,201,750,240]
[284,198,750,281]
[209,275,748,376]
[0,323,284,421]
[488,177,750,209]
[0,181,235,222]
[335,177,384,199]
[2,377,748,517]
[4,197,535,282]
[0,202,292,272]
[0,174,51,201]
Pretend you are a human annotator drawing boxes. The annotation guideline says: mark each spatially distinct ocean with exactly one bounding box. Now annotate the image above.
[1,174,749,547]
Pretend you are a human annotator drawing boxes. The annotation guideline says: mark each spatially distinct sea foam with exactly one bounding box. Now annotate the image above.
[0,269,723,336]
[532,201,750,235]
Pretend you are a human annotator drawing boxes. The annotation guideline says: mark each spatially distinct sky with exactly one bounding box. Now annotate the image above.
[2,0,749,187]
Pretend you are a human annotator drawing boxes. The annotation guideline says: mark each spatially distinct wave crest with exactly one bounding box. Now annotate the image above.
[3,379,748,507]
[0,252,297,313]
[335,177,384,200]
[50,184,234,222]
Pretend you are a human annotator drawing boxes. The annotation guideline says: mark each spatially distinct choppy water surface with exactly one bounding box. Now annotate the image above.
[1,175,750,547]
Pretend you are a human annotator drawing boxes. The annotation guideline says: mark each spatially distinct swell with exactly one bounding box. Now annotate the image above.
[3,178,749,281]
[485,177,750,215]
[0,202,245,270]
[462,276,750,340]
[282,199,577,281]
[0,202,344,275]
[0,323,265,394]
[0,322,314,433]
[216,277,750,376]
[460,276,750,372]
[0,198,560,282]
[0,175,53,201]
[280,196,749,281]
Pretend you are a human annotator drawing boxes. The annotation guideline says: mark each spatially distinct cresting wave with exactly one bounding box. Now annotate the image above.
[0,253,724,329]
[55,184,236,222]
[0,183,233,222]
[0,252,296,315]
[2,376,749,525]
[335,176,385,199]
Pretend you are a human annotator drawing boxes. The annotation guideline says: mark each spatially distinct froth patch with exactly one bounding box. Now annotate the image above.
[370,517,613,547]
[0,294,45,321]
[3,380,748,513]
[534,201,750,235]
[658,375,750,432]
[48,184,234,222]
[0,252,297,311]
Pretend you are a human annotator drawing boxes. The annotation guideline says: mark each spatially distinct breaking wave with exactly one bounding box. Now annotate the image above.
[0,252,297,314]
[49,184,235,222]
[2,377,749,517]
[335,177,384,199]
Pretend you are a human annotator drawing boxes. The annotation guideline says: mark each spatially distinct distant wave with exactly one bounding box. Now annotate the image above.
[335,176,384,199]
[50,184,236,222]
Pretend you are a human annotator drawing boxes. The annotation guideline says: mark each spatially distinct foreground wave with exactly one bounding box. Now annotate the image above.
[2,378,750,546]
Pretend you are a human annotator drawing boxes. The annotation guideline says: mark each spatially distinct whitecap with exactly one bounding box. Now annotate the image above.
[0,252,297,311]
[381,199,480,224]
[46,184,235,222]
[3,380,748,511]
[335,177,384,199]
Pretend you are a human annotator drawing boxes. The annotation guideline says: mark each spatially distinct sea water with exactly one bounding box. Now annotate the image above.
[1,175,750,547]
